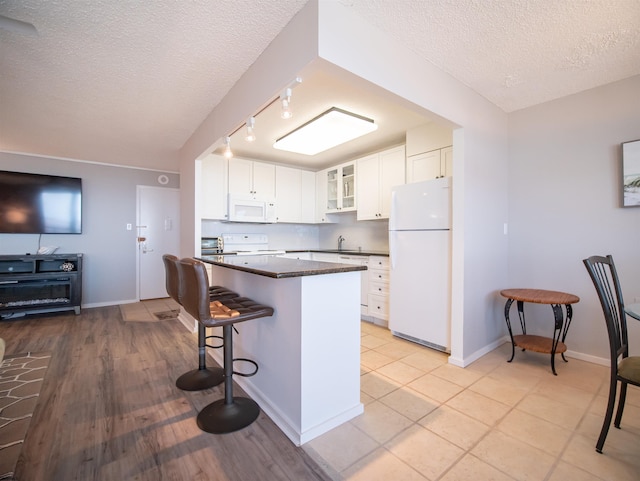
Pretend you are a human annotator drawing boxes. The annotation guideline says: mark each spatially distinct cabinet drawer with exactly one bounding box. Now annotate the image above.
[369,280,389,296]
[369,256,389,269]
[369,268,389,284]
[368,294,389,320]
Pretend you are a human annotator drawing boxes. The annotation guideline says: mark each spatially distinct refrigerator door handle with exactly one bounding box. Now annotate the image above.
[389,233,397,269]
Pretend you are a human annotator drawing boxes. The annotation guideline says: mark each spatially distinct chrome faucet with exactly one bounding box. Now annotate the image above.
[338,235,345,251]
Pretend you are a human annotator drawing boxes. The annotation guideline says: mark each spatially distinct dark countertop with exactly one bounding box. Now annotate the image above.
[198,255,367,279]
[285,249,389,257]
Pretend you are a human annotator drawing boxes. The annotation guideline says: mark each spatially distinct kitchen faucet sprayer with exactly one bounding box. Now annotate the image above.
[338,235,345,251]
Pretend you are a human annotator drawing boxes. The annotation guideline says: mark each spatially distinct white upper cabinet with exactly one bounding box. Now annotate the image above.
[228,158,276,199]
[325,162,356,213]
[405,122,453,183]
[441,146,453,178]
[275,165,316,223]
[200,153,228,220]
[300,170,316,223]
[357,145,406,220]
[315,168,333,223]
[356,153,378,219]
[406,146,452,182]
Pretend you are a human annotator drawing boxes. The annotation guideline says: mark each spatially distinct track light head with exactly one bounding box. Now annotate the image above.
[223,136,233,159]
[245,117,256,142]
[280,88,293,119]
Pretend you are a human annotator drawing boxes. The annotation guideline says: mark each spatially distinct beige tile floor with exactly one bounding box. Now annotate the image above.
[302,321,640,481]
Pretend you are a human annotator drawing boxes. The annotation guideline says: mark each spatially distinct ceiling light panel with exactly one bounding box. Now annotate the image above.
[273,107,378,156]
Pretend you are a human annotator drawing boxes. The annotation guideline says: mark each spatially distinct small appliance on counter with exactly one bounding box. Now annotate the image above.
[201,236,223,255]
[219,233,284,256]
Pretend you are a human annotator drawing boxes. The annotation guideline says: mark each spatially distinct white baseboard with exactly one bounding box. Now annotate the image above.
[565,349,609,367]
[449,336,510,368]
[84,298,138,309]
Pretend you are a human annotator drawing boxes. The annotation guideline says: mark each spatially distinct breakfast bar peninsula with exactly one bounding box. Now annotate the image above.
[197,254,365,445]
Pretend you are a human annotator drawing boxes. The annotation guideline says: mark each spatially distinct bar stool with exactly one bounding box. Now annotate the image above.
[178,257,274,434]
[162,254,236,391]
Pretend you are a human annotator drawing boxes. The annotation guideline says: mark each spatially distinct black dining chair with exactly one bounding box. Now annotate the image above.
[583,254,640,453]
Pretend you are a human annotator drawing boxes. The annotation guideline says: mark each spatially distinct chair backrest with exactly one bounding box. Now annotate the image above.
[162,254,181,304]
[583,255,629,365]
[178,257,213,323]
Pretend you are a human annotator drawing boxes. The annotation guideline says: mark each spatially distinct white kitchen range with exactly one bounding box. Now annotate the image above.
[220,233,284,256]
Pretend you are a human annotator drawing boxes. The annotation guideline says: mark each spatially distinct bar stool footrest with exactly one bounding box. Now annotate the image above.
[205,334,224,350]
[233,357,258,377]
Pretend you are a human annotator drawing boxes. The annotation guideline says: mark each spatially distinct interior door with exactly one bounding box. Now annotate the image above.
[137,185,180,300]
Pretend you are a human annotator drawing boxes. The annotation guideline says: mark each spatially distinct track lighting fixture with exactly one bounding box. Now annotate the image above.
[245,117,256,142]
[219,76,301,159]
[223,136,233,159]
[280,88,293,119]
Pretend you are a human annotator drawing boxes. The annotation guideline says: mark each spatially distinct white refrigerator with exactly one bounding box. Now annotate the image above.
[388,177,451,352]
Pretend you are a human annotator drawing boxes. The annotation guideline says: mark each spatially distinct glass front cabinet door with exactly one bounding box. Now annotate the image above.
[326,162,356,212]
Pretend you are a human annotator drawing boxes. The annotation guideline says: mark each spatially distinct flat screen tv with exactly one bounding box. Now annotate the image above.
[0,170,82,234]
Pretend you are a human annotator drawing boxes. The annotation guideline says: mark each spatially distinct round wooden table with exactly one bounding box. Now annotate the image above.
[500,288,580,375]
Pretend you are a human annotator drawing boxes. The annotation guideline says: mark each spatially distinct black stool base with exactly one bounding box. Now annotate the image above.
[196,397,260,434]
[175,368,224,391]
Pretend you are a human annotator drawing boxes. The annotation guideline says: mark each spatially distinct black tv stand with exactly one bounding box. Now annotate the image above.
[0,254,83,319]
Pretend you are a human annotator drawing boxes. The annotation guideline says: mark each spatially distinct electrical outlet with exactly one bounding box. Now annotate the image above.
[126,223,132,231]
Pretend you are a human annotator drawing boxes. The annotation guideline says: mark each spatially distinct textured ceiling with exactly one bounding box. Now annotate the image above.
[347,0,640,112]
[1,0,639,171]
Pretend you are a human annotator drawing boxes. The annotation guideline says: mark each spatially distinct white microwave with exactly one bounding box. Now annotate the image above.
[227,194,277,223]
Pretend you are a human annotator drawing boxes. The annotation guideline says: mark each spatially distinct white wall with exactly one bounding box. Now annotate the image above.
[0,152,179,307]
[508,75,640,361]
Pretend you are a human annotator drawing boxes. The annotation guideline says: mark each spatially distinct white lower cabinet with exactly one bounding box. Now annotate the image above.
[307,252,390,323]
[367,256,389,326]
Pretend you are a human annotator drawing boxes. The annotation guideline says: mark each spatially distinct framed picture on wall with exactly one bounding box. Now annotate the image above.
[622,139,640,207]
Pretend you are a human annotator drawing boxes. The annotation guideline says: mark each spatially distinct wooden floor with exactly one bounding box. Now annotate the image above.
[0,306,331,481]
